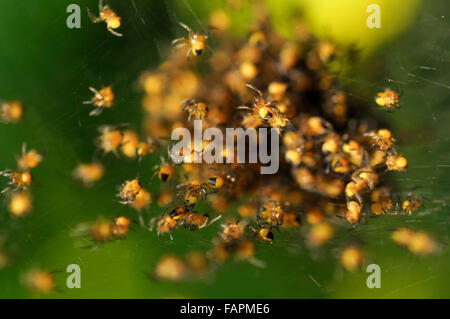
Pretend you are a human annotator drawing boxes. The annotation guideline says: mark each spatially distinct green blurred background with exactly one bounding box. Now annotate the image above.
[0,0,448,298]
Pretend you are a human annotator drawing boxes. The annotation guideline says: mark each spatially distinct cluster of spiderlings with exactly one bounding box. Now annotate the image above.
[1,3,439,291]
[134,9,440,280]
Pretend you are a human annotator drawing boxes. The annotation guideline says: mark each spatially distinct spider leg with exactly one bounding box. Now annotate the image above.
[208,215,222,227]
[108,27,123,37]
[181,98,196,107]
[78,243,96,250]
[88,86,100,95]
[248,257,266,268]
[0,170,11,176]
[89,108,103,117]
[200,187,207,200]
[1,186,12,194]
[361,151,371,168]
[268,100,280,107]
[135,211,145,228]
[83,99,95,105]
[355,193,363,205]
[171,38,186,46]
[149,217,157,231]
[245,83,263,97]
[87,9,102,23]
[178,22,192,33]
[366,178,375,190]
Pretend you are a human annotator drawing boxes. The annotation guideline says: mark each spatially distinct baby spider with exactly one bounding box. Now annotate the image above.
[306,116,333,137]
[112,216,134,237]
[238,84,289,132]
[0,100,23,123]
[346,200,362,225]
[0,170,32,194]
[321,133,342,155]
[150,214,178,240]
[345,168,378,203]
[72,162,105,187]
[370,187,395,215]
[325,153,352,174]
[220,220,248,242]
[206,166,237,193]
[402,192,422,215]
[152,157,175,182]
[340,246,364,272]
[209,238,266,268]
[177,180,209,204]
[17,143,43,171]
[342,140,366,167]
[83,86,115,116]
[136,137,159,161]
[117,177,141,205]
[386,153,408,172]
[131,187,151,211]
[87,0,122,37]
[96,125,124,156]
[151,203,199,237]
[24,269,56,294]
[308,222,334,246]
[8,191,33,217]
[182,212,222,231]
[181,99,208,121]
[257,200,284,229]
[365,129,396,152]
[150,254,188,282]
[172,22,208,57]
[166,203,194,221]
[72,218,119,248]
[249,225,274,243]
[375,88,400,111]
